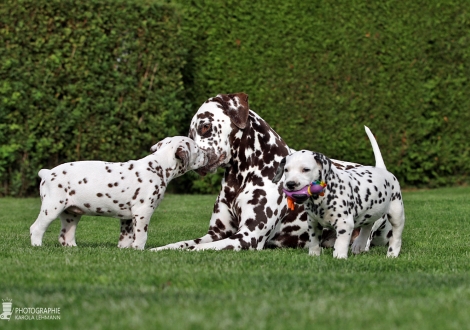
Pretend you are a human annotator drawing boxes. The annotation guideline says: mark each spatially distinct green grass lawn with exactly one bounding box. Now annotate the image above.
[0,187,469,330]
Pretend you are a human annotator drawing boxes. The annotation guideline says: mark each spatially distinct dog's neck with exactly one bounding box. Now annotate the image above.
[307,167,342,204]
[144,152,181,185]
[228,110,290,176]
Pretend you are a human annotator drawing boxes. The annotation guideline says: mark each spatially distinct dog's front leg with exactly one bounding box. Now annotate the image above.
[118,219,134,248]
[190,192,279,251]
[131,209,155,250]
[306,215,323,256]
[333,218,354,259]
[58,213,81,246]
[150,194,236,251]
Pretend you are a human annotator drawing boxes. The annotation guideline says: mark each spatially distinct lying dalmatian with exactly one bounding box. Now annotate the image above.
[30,136,207,249]
[151,93,391,251]
[272,126,405,258]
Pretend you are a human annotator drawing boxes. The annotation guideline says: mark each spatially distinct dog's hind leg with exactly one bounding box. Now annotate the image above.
[386,196,405,258]
[351,223,374,254]
[365,216,391,251]
[30,202,64,246]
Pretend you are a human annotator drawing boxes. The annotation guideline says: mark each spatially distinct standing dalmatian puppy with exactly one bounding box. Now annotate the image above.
[151,93,391,251]
[30,136,207,249]
[272,127,405,258]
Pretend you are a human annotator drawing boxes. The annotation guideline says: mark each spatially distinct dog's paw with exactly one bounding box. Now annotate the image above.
[149,244,189,251]
[351,241,366,254]
[117,242,132,249]
[59,237,77,247]
[333,251,348,259]
[30,236,43,247]
[131,243,145,250]
[386,249,400,258]
[308,246,322,256]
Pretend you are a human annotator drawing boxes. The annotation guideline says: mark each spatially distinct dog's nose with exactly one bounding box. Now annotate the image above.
[286,181,297,190]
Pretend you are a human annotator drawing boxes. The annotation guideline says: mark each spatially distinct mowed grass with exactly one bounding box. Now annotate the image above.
[0,187,469,330]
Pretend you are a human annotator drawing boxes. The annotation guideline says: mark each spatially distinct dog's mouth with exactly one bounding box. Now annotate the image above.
[289,194,310,203]
[195,152,226,176]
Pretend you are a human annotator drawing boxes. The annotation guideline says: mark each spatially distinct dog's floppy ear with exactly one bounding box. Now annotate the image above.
[226,93,249,129]
[150,141,164,153]
[213,93,249,129]
[175,145,190,169]
[272,157,286,183]
[313,152,331,182]
[150,137,173,153]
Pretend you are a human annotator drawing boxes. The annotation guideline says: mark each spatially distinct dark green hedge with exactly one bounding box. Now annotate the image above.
[0,0,188,196]
[1,0,469,196]
[176,0,470,191]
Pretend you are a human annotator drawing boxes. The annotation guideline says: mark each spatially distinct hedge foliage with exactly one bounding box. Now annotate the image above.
[176,0,470,192]
[0,0,187,196]
[1,0,469,196]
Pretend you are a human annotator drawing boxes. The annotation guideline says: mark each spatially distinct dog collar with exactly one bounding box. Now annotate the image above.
[283,181,327,210]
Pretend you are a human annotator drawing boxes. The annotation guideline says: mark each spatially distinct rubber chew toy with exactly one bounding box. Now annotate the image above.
[287,196,296,211]
[283,181,327,210]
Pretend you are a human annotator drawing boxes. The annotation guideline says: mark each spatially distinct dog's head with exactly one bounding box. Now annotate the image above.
[272,150,331,203]
[188,93,249,176]
[150,136,208,176]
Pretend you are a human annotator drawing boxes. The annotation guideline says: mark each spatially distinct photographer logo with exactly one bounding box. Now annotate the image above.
[1,298,60,321]
[1,298,12,321]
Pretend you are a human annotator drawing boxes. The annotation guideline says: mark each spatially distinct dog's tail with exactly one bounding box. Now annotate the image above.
[38,169,51,179]
[364,126,386,170]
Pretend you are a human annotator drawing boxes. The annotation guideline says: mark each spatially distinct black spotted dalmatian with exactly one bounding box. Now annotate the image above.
[30,136,207,249]
[272,126,405,258]
[151,93,391,251]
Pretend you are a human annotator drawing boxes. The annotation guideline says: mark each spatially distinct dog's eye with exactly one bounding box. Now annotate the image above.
[200,123,212,136]
[284,169,289,173]
[302,168,311,173]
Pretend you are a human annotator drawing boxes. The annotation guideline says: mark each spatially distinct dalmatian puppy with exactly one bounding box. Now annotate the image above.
[272,126,405,258]
[30,136,207,250]
[151,93,391,251]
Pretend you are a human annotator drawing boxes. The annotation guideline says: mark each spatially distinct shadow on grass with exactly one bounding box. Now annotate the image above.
[45,241,120,249]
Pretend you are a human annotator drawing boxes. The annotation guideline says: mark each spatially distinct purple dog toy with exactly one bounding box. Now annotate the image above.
[283,180,327,209]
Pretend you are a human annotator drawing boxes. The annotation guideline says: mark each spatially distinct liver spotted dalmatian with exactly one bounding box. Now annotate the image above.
[151,93,391,251]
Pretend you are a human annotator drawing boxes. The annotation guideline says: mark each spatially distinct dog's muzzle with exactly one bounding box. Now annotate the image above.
[195,152,226,176]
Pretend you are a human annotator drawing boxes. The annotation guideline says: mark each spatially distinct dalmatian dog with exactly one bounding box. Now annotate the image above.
[151,93,390,251]
[272,126,405,258]
[30,136,207,250]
